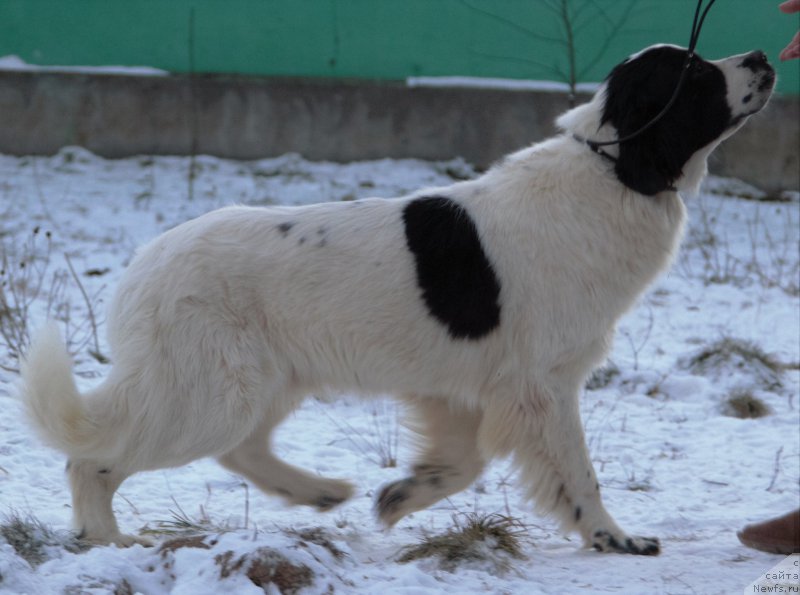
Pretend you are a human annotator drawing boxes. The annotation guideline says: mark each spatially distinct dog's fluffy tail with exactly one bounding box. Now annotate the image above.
[21,323,115,460]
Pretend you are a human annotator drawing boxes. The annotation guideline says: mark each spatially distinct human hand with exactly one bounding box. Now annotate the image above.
[779,0,800,60]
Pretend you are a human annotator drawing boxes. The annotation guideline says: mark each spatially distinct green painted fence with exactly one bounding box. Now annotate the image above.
[0,0,797,94]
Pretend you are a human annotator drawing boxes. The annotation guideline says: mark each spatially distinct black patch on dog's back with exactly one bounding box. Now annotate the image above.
[402,196,501,340]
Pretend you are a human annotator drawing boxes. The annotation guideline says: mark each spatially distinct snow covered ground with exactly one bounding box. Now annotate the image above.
[0,147,797,594]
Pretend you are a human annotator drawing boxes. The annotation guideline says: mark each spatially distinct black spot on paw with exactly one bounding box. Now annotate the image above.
[378,491,406,512]
[625,537,634,551]
[593,530,622,552]
[376,479,414,514]
[98,468,110,475]
[315,494,346,511]
[574,506,582,522]
[402,196,501,340]
[593,530,660,555]
[419,470,443,488]
[413,464,454,488]
[630,537,660,555]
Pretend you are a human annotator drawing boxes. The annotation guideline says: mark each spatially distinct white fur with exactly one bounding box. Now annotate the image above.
[21,45,771,552]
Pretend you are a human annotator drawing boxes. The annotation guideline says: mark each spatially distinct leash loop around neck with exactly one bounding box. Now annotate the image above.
[572,134,618,163]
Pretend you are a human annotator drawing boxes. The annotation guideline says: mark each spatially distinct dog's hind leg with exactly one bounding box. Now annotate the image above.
[218,411,354,511]
[376,396,486,527]
[68,460,150,547]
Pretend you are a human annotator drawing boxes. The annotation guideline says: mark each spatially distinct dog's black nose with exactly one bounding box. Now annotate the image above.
[740,50,770,70]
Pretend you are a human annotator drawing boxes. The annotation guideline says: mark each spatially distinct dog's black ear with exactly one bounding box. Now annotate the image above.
[614,128,686,196]
[601,49,692,196]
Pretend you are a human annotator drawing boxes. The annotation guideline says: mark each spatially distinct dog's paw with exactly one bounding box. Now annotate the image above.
[591,530,660,555]
[116,534,155,548]
[81,532,154,548]
[375,478,416,527]
[308,479,354,511]
[275,477,354,511]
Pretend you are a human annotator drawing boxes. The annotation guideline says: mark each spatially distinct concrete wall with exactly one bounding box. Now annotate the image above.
[0,71,797,193]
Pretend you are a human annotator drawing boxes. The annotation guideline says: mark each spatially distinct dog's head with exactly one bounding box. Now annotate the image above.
[558,44,776,195]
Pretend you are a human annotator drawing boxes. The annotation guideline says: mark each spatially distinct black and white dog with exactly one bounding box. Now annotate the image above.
[22,45,775,553]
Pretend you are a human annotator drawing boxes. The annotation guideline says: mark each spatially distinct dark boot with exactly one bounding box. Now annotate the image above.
[738,509,800,555]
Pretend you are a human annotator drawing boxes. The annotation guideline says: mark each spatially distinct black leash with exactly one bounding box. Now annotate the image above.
[574,0,719,162]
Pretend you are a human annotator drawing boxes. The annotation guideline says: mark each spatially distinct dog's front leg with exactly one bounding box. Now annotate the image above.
[479,383,659,555]
[544,386,659,555]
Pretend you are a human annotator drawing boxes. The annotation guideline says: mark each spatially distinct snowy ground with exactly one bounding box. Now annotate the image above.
[0,147,798,594]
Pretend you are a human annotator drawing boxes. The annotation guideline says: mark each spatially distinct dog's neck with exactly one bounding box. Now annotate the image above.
[571,133,619,164]
[570,134,678,194]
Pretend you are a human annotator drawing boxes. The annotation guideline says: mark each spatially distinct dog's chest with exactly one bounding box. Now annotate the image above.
[494,190,686,338]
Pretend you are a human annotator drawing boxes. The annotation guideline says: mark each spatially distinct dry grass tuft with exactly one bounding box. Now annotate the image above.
[158,534,216,556]
[142,499,238,538]
[682,337,784,392]
[215,547,314,594]
[723,389,771,419]
[286,526,346,560]
[397,512,527,573]
[0,511,88,567]
[113,579,134,595]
